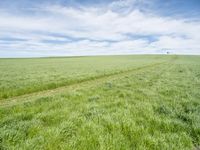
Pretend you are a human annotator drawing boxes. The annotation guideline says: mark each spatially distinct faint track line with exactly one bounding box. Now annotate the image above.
[0,59,174,107]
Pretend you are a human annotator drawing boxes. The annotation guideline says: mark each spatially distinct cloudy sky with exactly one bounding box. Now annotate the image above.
[0,0,200,57]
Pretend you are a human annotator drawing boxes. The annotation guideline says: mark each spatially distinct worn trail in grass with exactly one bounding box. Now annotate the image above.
[0,61,165,107]
[0,55,200,150]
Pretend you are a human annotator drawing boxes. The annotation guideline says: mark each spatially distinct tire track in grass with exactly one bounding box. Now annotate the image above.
[0,60,172,107]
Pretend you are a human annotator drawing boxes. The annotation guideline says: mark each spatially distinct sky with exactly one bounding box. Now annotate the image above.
[0,0,200,57]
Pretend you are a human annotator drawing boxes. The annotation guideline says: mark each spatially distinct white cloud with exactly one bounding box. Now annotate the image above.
[0,3,200,57]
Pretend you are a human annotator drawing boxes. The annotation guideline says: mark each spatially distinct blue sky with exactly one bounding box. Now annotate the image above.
[0,0,200,57]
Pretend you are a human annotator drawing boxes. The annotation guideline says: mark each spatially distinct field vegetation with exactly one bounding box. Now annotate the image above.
[0,55,200,149]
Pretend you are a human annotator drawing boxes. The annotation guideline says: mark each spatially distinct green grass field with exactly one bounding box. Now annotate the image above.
[0,55,200,149]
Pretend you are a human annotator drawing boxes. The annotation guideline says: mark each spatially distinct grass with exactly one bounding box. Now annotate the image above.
[0,55,169,99]
[0,55,199,149]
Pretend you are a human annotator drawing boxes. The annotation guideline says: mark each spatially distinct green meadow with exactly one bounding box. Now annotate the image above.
[0,55,200,149]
